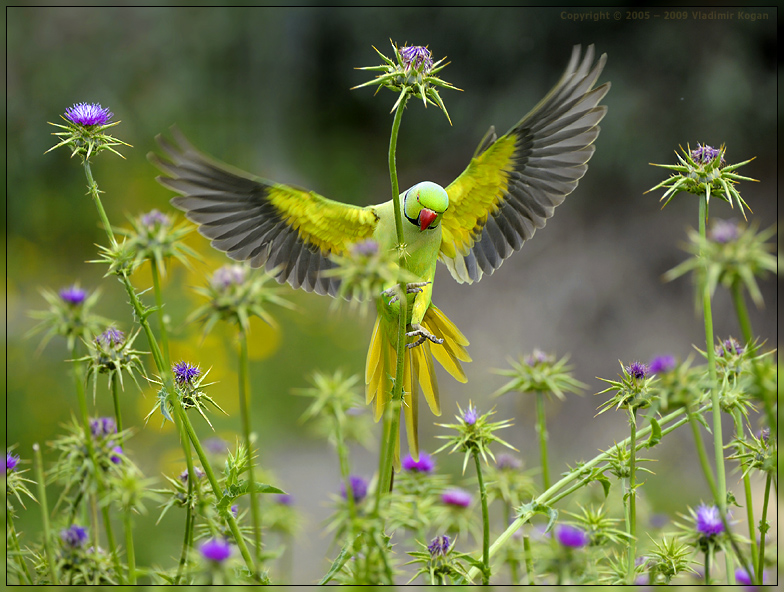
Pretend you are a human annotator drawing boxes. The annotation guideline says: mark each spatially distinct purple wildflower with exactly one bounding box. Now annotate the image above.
[276,494,294,506]
[463,404,478,426]
[441,488,472,508]
[690,144,724,166]
[90,417,117,438]
[427,535,451,557]
[173,361,200,385]
[400,45,433,73]
[230,504,238,518]
[95,327,125,348]
[709,219,740,244]
[648,355,676,375]
[60,525,89,548]
[351,239,379,257]
[555,523,590,548]
[695,504,724,537]
[495,453,522,471]
[110,446,123,464]
[59,285,87,306]
[625,361,648,380]
[716,337,744,357]
[401,452,435,473]
[178,467,205,483]
[5,453,20,473]
[341,475,368,503]
[203,437,228,455]
[199,538,232,563]
[525,348,552,366]
[211,265,247,290]
[64,102,114,127]
[734,567,752,586]
[140,209,170,228]
[758,428,769,443]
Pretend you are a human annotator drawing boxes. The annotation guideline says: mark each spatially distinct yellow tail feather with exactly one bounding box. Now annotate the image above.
[364,304,470,460]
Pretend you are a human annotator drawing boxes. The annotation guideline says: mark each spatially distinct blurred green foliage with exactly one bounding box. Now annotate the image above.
[7,7,776,583]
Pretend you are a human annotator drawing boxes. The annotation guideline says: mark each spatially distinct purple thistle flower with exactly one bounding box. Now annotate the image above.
[351,239,379,257]
[525,348,552,366]
[495,453,522,471]
[401,452,436,473]
[708,219,740,244]
[625,361,648,380]
[690,144,724,166]
[648,355,676,375]
[758,428,770,443]
[463,404,478,426]
[178,467,205,483]
[341,475,368,503]
[276,493,294,506]
[90,417,117,438]
[230,504,238,518]
[173,361,200,385]
[59,285,87,306]
[441,488,472,508]
[95,326,125,348]
[427,534,451,557]
[199,538,232,563]
[140,209,171,229]
[211,265,247,290]
[60,525,89,548]
[5,452,20,473]
[734,567,752,586]
[400,45,433,73]
[555,523,590,548]
[695,504,725,537]
[110,446,123,464]
[203,437,228,455]
[64,102,114,127]
[716,337,744,357]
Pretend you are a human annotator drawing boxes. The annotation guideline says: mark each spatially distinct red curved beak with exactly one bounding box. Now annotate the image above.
[419,208,437,231]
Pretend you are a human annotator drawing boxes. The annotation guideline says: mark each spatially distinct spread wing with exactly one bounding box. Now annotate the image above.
[439,45,610,284]
[150,129,380,296]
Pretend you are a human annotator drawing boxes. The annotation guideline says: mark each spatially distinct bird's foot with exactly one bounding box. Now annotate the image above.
[382,282,431,304]
[406,323,444,349]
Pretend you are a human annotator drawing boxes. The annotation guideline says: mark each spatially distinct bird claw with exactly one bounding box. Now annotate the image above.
[406,324,444,349]
[382,282,431,304]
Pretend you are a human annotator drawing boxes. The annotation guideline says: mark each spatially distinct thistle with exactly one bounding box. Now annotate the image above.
[664,220,777,310]
[494,350,587,401]
[646,143,757,219]
[435,402,516,473]
[146,362,227,429]
[352,40,460,124]
[115,209,199,277]
[46,102,131,161]
[76,326,147,403]
[405,535,477,584]
[596,361,658,414]
[27,284,108,353]
[189,263,295,336]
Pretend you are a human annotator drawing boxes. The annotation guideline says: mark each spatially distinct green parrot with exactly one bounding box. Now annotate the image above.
[151,45,609,459]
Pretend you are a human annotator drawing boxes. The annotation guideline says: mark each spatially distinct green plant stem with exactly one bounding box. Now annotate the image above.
[335,415,358,523]
[687,408,718,500]
[238,329,263,574]
[150,258,171,365]
[535,391,551,490]
[83,160,116,246]
[377,94,410,503]
[123,511,137,585]
[704,547,711,585]
[626,408,638,584]
[111,375,123,433]
[33,443,58,585]
[522,534,534,584]
[465,404,699,582]
[174,503,194,585]
[473,451,491,585]
[7,509,33,584]
[756,472,771,585]
[698,197,728,514]
[732,409,758,571]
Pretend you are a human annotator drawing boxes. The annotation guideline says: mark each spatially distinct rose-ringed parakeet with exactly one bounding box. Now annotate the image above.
[151,45,609,459]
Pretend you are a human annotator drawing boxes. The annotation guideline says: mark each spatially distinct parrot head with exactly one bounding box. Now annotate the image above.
[403,181,449,231]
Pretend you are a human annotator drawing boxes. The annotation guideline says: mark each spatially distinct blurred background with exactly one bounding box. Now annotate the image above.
[7,6,778,584]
